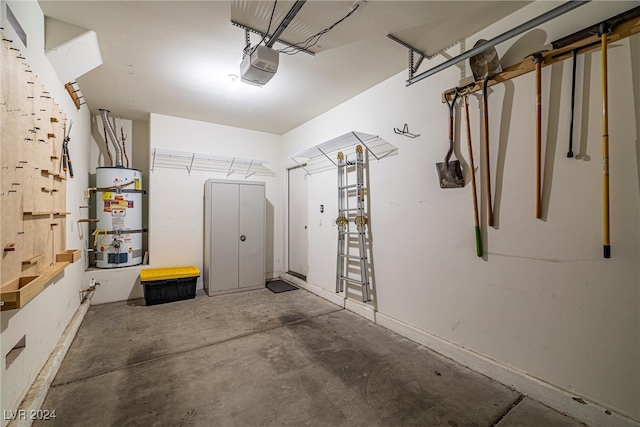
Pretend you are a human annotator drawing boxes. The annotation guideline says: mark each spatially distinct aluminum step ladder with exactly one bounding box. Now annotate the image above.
[335,145,371,302]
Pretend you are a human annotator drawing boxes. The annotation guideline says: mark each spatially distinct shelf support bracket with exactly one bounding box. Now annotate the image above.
[186,152,195,175]
[245,159,255,178]
[386,34,428,80]
[406,0,590,86]
[227,158,236,177]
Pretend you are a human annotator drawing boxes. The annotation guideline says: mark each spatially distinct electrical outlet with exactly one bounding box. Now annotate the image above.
[89,278,96,287]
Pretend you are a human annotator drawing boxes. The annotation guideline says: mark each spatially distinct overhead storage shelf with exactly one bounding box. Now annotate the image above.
[150,148,275,178]
[290,131,398,175]
[440,5,640,102]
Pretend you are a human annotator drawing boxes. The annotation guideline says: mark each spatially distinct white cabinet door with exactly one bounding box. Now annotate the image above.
[238,183,265,288]
[209,181,240,292]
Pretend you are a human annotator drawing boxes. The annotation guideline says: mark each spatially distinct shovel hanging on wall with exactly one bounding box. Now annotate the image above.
[436,90,464,188]
[470,39,502,226]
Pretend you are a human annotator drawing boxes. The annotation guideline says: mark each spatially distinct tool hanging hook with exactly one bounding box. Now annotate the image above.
[393,124,420,138]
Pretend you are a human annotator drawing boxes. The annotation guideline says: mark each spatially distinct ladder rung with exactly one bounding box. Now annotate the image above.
[338,276,362,284]
[339,231,362,235]
[338,184,358,190]
[339,208,360,211]
[338,254,361,260]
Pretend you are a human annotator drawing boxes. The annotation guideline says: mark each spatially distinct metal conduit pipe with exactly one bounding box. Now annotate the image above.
[406,0,591,86]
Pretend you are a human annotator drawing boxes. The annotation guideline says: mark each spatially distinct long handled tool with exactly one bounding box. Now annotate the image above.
[470,39,502,226]
[436,89,464,188]
[567,49,578,158]
[462,90,482,257]
[526,51,545,219]
[62,120,74,179]
[599,24,610,258]
[60,122,68,175]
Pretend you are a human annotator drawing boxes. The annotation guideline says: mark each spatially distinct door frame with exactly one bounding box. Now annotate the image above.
[287,164,308,280]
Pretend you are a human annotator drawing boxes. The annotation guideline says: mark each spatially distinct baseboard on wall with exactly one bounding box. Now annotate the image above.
[344,299,376,322]
[280,273,344,307]
[280,273,638,427]
[376,313,638,427]
[8,292,93,427]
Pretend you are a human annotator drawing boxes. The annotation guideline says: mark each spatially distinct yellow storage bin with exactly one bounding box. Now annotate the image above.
[140,266,200,282]
[140,266,200,306]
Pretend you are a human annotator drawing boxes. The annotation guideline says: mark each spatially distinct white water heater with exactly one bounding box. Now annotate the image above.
[95,167,143,268]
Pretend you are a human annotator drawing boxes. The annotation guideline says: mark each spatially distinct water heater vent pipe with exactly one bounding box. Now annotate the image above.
[99,109,124,167]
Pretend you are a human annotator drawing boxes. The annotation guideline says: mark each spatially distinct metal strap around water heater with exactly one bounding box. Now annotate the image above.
[105,228,147,235]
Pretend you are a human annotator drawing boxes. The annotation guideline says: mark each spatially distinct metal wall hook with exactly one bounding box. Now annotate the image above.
[393,124,420,138]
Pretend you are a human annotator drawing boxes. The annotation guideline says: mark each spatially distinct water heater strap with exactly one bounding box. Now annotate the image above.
[105,228,147,235]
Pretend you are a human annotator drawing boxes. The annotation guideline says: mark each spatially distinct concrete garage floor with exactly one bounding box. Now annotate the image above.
[35,287,585,427]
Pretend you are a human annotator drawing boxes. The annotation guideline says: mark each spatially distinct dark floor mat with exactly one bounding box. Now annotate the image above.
[266,280,298,293]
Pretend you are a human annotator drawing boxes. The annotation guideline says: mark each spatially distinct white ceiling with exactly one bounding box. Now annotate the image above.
[38,1,530,135]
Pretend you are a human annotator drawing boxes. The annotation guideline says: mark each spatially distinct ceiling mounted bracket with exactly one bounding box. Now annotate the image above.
[231,21,314,56]
[386,34,431,80]
[406,0,590,86]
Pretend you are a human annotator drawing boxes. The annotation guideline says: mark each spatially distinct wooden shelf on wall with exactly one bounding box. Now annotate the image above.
[23,211,68,216]
[23,212,51,217]
[1,261,69,311]
[1,249,80,310]
[55,249,81,263]
[22,255,43,266]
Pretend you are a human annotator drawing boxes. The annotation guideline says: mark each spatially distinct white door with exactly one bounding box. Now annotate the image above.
[288,166,308,279]
[209,182,239,292]
[238,183,265,288]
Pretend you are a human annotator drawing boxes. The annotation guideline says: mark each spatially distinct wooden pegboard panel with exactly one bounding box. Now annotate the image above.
[1,32,75,304]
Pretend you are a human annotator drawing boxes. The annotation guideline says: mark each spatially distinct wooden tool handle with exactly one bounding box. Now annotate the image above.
[464,93,482,257]
[535,61,542,219]
[482,79,493,227]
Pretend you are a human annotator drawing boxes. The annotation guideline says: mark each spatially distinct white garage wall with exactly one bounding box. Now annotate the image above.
[1,0,91,422]
[3,0,636,424]
[147,114,284,287]
[280,2,639,422]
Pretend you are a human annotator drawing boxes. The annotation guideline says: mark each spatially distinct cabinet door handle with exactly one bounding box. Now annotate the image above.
[240,235,246,242]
